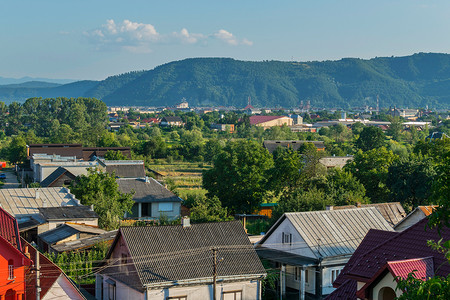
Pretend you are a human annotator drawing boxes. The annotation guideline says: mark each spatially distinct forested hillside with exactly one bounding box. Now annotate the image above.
[2,53,450,108]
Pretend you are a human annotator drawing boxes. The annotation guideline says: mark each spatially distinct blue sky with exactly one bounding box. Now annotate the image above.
[1,0,450,80]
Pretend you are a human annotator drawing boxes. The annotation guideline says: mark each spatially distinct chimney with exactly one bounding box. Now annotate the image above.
[356,202,361,208]
[24,246,30,259]
[145,176,149,183]
[326,205,333,211]
[182,216,191,228]
[35,189,40,200]
[90,204,94,211]
[42,199,47,208]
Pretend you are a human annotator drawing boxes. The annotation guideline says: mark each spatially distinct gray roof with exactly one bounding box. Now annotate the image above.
[39,223,106,245]
[40,167,76,187]
[51,230,118,253]
[333,203,406,227]
[117,178,181,203]
[259,207,394,259]
[0,187,81,223]
[105,164,145,178]
[102,221,266,289]
[39,206,98,221]
[263,140,325,153]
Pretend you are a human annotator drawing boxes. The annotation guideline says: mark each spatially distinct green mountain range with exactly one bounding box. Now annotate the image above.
[2,53,450,108]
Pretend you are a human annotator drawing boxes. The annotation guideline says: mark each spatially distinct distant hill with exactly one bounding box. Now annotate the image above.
[2,53,450,108]
[0,76,75,85]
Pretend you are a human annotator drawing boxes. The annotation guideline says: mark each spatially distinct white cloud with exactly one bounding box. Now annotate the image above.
[85,20,252,52]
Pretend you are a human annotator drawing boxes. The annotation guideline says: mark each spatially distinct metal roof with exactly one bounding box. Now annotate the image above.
[333,202,406,227]
[102,221,266,289]
[40,166,76,187]
[260,207,394,259]
[0,187,81,223]
[39,223,106,245]
[117,178,181,203]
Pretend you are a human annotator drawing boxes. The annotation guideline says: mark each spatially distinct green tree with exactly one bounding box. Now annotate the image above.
[183,194,232,223]
[203,140,274,214]
[324,168,368,206]
[5,136,27,164]
[355,126,386,151]
[104,150,128,160]
[386,155,436,207]
[387,116,403,141]
[267,147,304,196]
[345,147,398,203]
[70,168,134,230]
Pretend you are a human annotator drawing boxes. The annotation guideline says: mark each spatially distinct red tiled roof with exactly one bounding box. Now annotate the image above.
[0,207,22,250]
[356,257,434,299]
[334,229,399,287]
[244,104,254,110]
[388,257,434,280]
[347,217,450,282]
[249,115,285,125]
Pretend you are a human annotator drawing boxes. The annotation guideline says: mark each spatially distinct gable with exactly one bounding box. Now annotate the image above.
[259,217,316,259]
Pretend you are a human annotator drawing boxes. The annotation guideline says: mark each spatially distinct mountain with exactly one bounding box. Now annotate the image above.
[0,76,75,85]
[2,53,450,108]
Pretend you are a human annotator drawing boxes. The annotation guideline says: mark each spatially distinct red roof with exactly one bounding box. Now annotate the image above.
[324,279,357,300]
[356,257,434,299]
[0,207,22,250]
[249,115,285,125]
[244,104,254,110]
[334,229,398,287]
[347,217,450,281]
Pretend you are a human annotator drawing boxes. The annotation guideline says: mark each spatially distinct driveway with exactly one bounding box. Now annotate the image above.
[1,168,20,189]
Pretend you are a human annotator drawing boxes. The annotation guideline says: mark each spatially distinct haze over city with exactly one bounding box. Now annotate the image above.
[2,0,450,80]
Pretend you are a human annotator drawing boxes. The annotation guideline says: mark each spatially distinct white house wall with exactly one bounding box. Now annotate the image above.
[97,274,144,300]
[146,280,260,300]
[370,272,402,299]
[262,218,316,259]
[285,265,315,294]
[42,274,85,300]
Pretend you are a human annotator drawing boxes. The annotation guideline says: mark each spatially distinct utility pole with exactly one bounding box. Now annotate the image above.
[212,248,218,300]
[36,250,41,300]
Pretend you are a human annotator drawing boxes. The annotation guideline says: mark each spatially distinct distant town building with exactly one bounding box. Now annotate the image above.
[160,116,184,127]
[210,123,235,133]
[249,115,293,129]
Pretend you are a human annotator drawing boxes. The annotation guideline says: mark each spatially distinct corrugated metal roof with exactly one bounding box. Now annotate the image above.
[0,206,22,250]
[117,178,181,203]
[0,187,81,222]
[39,206,98,220]
[284,207,394,258]
[333,202,407,227]
[102,221,266,288]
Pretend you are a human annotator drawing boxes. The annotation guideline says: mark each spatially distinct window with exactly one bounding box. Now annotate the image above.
[331,269,341,284]
[106,279,116,300]
[294,267,300,281]
[305,269,309,283]
[159,203,173,212]
[282,232,292,245]
[222,290,242,300]
[8,259,14,280]
[142,203,151,217]
[166,297,187,300]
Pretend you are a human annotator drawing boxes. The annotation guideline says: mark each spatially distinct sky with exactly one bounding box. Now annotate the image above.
[1,0,450,80]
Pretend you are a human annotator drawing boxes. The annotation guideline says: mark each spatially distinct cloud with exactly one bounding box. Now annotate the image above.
[85,20,252,52]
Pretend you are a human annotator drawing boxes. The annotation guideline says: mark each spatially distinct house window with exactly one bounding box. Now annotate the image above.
[294,267,300,281]
[282,232,292,245]
[106,279,116,300]
[305,269,309,283]
[8,259,14,280]
[222,290,242,300]
[166,296,187,300]
[142,203,151,217]
[159,203,173,212]
[331,269,341,284]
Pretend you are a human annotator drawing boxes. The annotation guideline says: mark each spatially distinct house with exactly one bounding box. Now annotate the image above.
[160,116,184,127]
[38,206,99,229]
[27,144,132,161]
[394,205,436,231]
[95,220,266,300]
[249,115,293,129]
[0,187,87,241]
[0,206,85,300]
[256,207,393,299]
[327,217,450,299]
[97,159,146,178]
[38,223,106,253]
[210,123,235,133]
[32,160,97,183]
[263,140,325,153]
[39,166,78,187]
[117,177,182,219]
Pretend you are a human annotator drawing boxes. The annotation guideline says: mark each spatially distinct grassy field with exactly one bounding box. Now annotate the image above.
[147,160,211,199]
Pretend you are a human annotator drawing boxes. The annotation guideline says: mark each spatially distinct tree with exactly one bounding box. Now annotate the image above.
[387,155,436,207]
[345,147,398,203]
[267,147,304,196]
[183,194,232,223]
[355,126,386,151]
[5,136,27,164]
[178,129,204,160]
[104,150,128,160]
[70,168,134,230]
[203,140,274,214]
[323,168,368,206]
[298,142,327,179]
[387,116,403,141]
